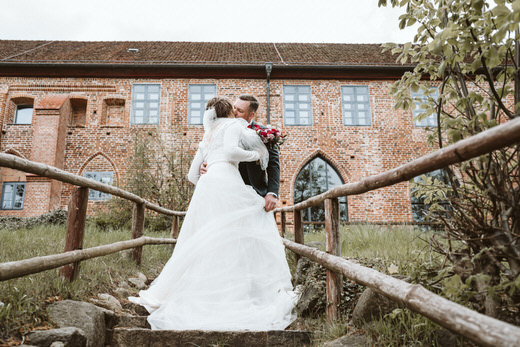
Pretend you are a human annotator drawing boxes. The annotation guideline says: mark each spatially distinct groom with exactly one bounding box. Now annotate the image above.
[201,94,280,212]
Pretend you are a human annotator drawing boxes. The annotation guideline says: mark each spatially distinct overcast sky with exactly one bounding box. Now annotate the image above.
[0,0,416,44]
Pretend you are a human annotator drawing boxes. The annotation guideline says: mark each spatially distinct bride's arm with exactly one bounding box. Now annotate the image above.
[187,146,204,185]
[223,122,260,162]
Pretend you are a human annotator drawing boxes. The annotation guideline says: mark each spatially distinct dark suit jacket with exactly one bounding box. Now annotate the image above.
[238,121,280,197]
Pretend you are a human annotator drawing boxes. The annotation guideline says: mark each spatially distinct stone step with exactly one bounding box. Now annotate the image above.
[114,315,150,329]
[111,327,312,347]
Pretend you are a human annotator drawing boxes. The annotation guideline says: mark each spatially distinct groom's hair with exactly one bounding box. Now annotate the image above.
[238,94,259,113]
[206,97,233,118]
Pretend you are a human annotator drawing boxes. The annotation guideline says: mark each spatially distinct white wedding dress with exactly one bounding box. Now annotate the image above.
[129,114,298,331]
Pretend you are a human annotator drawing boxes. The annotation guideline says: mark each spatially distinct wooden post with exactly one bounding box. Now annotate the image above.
[60,187,89,281]
[170,215,179,239]
[131,203,145,265]
[294,209,304,265]
[280,211,287,238]
[325,198,342,321]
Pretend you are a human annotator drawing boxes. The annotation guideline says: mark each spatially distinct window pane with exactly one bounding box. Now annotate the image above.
[192,93,201,101]
[285,94,295,101]
[298,94,308,101]
[342,86,370,126]
[1,183,25,210]
[294,157,348,226]
[284,86,296,94]
[85,172,112,200]
[132,84,161,124]
[16,106,33,124]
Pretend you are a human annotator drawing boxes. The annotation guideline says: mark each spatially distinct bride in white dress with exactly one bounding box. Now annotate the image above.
[129,97,298,331]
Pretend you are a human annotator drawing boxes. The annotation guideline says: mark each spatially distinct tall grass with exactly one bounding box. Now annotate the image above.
[0,224,172,343]
[286,224,465,346]
[291,224,438,273]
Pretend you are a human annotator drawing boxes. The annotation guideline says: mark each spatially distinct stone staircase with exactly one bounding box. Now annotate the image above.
[24,300,311,347]
[109,315,311,347]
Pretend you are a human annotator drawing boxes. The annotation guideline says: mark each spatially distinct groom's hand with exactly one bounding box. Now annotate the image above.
[264,194,277,212]
[200,162,208,175]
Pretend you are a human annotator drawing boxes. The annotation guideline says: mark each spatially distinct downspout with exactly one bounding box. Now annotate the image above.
[265,62,273,124]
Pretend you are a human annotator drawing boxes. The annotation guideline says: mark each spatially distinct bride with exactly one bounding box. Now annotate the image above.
[129,97,298,331]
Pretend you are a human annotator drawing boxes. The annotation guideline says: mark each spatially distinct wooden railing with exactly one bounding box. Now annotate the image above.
[1,117,520,345]
[0,153,184,281]
[273,116,520,347]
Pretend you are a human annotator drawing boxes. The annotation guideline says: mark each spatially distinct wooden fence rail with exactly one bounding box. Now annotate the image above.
[2,113,520,344]
[282,238,520,347]
[272,117,520,343]
[0,236,176,281]
[0,152,186,281]
[0,153,186,217]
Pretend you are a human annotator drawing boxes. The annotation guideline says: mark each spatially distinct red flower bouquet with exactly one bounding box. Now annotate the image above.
[249,124,288,150]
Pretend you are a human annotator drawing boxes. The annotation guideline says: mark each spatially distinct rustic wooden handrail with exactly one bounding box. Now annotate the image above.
[0,236,176,281]
[274,116,520,213]
[0,153,186,217]
[282,238,520,347]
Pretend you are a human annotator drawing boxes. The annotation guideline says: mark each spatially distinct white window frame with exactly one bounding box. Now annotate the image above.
[341,86,371,126]
[188,84,216,125]
[412,87,439,127]
[131,84,161,125]
[283,85,312,126]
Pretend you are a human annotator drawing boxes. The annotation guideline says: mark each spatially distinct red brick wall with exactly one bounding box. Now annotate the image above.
[0,76,436,221]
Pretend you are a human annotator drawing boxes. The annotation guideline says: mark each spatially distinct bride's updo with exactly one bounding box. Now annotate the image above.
[206,97,234,118]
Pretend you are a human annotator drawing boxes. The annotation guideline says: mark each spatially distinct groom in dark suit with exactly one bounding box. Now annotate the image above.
[233,95,280,212]
[200,94,280,212]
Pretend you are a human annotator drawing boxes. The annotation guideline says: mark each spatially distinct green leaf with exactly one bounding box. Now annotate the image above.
[492,4,511,17]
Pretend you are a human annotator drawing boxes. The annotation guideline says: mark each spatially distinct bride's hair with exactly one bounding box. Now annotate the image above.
[206,97,233,118]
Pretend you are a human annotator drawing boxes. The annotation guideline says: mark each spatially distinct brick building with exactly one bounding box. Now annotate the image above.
[0,40,436,223]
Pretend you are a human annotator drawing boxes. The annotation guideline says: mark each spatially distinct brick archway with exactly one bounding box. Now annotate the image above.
[77,152,120,186]
[289,149,349,199]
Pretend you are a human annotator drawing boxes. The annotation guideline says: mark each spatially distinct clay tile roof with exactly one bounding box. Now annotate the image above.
[0,40,402,66]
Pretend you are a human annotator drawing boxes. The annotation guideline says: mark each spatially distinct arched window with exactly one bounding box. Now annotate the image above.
[294,156,348,229]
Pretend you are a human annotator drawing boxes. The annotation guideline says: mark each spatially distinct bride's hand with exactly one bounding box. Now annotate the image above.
[200,162,208,175]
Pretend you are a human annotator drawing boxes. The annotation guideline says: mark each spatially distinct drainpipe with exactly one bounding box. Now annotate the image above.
[265,62,273,124]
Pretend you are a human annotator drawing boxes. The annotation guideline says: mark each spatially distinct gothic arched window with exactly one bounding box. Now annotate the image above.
[294,156,348,228]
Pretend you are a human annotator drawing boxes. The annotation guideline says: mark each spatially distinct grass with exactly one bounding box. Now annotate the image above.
[287,224,439,275]
[0,224,172,344]
[285,224,471,346]
[1,222,466,346]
